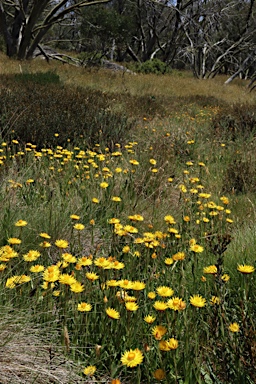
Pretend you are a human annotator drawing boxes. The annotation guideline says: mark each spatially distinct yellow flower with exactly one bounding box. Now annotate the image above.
[59,274,77,286]
[40,241,51,248]
[203,265,217,274]
[121,348,143,367]
[153,369,166,381]
[153,301,168,311]
[112,196,122,202]
[15,220,27,227]
[168,297,186,311]
[167,338,179,350]
[190,244,204,253]
[0,264,7,271]
[164,215,176,225]
[62,253,77,263]
[119,279,133,290]
[148,291,156,299]
[55,239,69,249]
[43,265,60,282]
[39,232,51,239]
[30,265,45,273]
[190,294,206,308]
[131,281,146,291]
[129,159,139,166]
[183,216,190,222]
[164,257,174,266]
[92,197,99,203]
[144,315,156,324]
[77,302,92,312]
[210,296,220,305]
[222,273,230,282]
[172,252,185,261]
[237,264,255,274]
[128,214,144,222]
[106,307,120,320]
[8,237,21,245]
[70,281,84,293]
[83,365,96,376]
[70,214,80,220]
[125,302,139,311]
[23,250,41,262]
[73,223,85,230]
[156,286,174,297]
[122,245,130,253]
[100,181,109,189]
[86,272,99,281]
[149,158,157,165]
[229,322,240,333]
[152,325,167,340]
[94,257,111,269]
[77,256,92,267]
[6,276,20,288]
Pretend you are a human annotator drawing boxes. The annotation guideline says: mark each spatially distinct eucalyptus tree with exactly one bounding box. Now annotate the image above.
[0,0,110,59]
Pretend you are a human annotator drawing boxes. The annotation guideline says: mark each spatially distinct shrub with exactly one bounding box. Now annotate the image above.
[0,75,134,148]
[211,103,256,141]
[13,71,60,85]
[132,58,171,75]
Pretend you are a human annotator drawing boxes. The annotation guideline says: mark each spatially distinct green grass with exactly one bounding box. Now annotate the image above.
[0,53,256,383]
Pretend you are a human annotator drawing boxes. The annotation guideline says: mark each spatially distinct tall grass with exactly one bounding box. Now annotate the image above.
[0,53,256,383]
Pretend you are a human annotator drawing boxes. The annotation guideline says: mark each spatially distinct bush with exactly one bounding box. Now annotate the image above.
[13,71,60,85]
[0,75,134,148]
[132,59,171,75]
[211,103,256,141]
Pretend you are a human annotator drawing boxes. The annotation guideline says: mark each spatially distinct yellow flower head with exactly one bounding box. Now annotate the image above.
[86,272,99,281]
[43,265,60,282]
[83,365,96,376]
[168,297,186,311]
[164,257,174,266]
[121,348,143,367]
[106,307,120,319]
[23,250,41,262]
[30,265,45,273]
[156,286,174,297]
[73,223,85,231]
[152,325,167,340]
[39,232,51,239]
[125,302,139,311]
[70,281,84,293]
[15,220,27,227]
[190,244,204,253]
[237,264,255,274]
[7,238,22,245]
[153,301,168,311]
[144,315,156,324]
[77,302,92,312]
[203,265,217,274]
[55,239,69,249]
[190,294,206,308]
[164,215,176,225]
[59,273,77,286]
[70,214,80,220]
[222,273,230,282]
[172,252,185,261]
[229,322,240,333]
[131,281,146,291]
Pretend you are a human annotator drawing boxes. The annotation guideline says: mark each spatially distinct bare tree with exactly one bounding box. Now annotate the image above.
[0,0,110,59]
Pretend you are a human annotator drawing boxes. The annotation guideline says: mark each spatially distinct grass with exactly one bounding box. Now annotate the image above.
[0,52,256,383]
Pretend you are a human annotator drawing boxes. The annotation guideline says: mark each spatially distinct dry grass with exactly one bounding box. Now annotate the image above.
[0,52,255,106]
[0,308,89,384]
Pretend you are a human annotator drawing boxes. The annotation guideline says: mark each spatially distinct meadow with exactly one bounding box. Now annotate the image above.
[0,53,256,383]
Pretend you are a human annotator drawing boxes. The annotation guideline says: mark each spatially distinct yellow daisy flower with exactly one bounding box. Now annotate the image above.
[121,348,143,367]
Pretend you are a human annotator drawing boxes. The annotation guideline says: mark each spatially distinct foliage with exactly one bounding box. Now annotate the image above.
[130,59,172,75]
[0,74,133,148]
[211,103,256,141]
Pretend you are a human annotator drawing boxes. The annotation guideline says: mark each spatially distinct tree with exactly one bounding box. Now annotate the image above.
[0,0,110,59]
